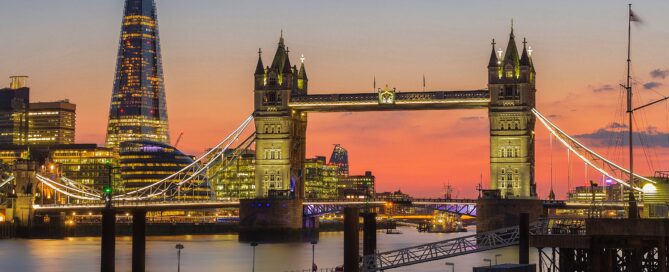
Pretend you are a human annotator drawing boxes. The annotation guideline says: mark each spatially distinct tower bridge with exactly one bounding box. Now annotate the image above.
[0,27,657,238]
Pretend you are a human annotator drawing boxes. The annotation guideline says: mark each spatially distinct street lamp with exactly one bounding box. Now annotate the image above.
[250,242,258,272]
[311,240,318,272]
[483,258,492,267]
[445,262,454,272]
[175,244,184,272]
[495,254,502,265]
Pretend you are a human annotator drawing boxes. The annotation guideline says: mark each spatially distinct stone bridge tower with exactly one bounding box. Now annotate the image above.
[487,27,537,198]
[253,34,308,199]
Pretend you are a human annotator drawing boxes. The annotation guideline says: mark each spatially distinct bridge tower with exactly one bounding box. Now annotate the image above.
[487,26,537,198]
[253,33,308,199]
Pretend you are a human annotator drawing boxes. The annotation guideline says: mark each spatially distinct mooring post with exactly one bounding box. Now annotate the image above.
[362,212,377,256]
[101,208,116,272]
[344,207,360,272]
[519,212,529,264]
[132,210,147,272]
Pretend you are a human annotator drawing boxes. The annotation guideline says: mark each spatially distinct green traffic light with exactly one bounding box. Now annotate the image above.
[103,187,112,194]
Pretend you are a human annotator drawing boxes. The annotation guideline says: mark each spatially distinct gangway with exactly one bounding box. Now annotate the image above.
[361,221,547,271]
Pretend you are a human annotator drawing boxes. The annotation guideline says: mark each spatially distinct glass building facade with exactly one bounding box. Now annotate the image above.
[106,0,169,149]
[0,76,29,145]
[304,156,340,199]
[207,148,256,200]
[48,144,117,191]
[120,140,210,200]
[28,101,76,145]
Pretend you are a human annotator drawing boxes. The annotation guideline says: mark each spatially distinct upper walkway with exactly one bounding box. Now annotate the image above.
[289,90,490,112]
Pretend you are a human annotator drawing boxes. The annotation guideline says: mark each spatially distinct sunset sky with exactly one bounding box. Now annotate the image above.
[2,1,669,198]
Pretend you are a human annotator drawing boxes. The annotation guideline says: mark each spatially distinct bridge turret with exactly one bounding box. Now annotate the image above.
[488,39,500,83]
[487,24,537,199]
[254,48,265,89]
[253,33,307,200]
[297,56,308,94]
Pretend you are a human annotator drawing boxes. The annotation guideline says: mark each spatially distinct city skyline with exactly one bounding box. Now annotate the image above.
[2,1,669,198]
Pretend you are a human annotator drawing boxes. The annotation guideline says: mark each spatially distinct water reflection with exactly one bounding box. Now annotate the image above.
[0,226,540,272]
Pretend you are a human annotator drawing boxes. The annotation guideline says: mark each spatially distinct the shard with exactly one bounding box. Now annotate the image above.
[105,0,169,149]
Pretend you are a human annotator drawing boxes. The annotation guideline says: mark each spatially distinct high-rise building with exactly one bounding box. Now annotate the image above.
[0,76,29,145]
[208,148,256,200]
[304,156,339,199]
[338,171,375,199]
[329,144,349,176]
[106,0,169,149]
[28,101,76,145]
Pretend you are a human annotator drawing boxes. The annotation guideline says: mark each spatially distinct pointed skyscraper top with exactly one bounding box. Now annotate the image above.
[488,39,499,67]
[106,0,169,148]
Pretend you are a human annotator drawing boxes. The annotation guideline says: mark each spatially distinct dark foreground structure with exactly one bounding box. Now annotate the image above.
[532,219,669,272]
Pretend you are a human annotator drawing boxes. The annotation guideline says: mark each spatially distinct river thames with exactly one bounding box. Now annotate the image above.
[0,226,540,272]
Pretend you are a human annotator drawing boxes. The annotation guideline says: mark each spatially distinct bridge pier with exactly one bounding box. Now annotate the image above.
[344,207,359,272]
[101,208,115,272]
[519,212,529,264]
[362,212,376,256]
[132,210,146,272]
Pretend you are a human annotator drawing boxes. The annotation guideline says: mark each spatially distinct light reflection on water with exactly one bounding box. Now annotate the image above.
[0,226,540,272]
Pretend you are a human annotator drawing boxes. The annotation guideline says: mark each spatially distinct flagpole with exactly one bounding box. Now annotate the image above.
[626,4,634,190]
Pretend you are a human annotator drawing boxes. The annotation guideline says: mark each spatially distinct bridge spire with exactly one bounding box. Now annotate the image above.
[488,38,499,67]
[503,22,520,68]
[255,48,264,75]
[520,38,531,67]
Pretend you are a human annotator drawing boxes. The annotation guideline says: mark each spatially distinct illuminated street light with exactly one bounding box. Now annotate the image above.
[250,242,259,272]
[175,243,184,272]
[311,240,318,271]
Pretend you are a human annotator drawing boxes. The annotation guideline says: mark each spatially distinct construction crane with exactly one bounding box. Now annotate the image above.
[174,132,184,148]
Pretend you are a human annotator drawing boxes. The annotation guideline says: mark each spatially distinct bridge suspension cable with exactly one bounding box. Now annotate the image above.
[114,114,255,200]
[533,108,654,191]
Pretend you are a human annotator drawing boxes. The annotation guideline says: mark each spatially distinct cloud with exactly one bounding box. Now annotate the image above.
[575,125,669,147]
[650,69,669,79]
[547,114,561,119]
[591,84,615,93]
[643,81,663,90]
[605,122,626,129]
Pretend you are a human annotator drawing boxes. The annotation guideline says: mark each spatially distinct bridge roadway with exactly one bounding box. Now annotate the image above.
[31,198,477,213]
[31,198,629,216]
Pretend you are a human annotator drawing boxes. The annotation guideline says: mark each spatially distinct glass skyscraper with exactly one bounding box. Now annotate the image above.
[106,0,169,149]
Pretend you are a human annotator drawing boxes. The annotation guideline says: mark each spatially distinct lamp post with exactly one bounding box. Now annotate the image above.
[250,242,258,272]
[175,244,184,272]
[445,262,454,272]
[311,240,318,271]
[495,254,502,265]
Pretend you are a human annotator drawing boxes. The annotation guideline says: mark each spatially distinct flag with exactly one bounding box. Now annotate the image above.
[630,8,643,24]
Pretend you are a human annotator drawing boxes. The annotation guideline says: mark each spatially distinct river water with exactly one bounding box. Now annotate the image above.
[0,226,540,272]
